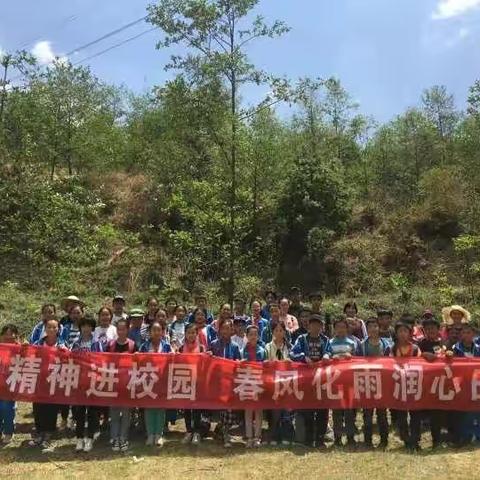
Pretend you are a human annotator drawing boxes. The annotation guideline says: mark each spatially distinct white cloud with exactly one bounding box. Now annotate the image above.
[458,26,471,37]
[433,0,480,20]
[31,41,57,65]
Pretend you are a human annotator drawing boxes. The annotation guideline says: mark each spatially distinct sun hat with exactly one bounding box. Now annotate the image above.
[442,305,471,325]
[60,295,85,311]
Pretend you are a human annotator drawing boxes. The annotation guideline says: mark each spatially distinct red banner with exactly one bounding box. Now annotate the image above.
[1,344,480,410]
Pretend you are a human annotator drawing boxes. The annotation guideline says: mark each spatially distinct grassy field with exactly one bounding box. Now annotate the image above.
[1,404,480,480]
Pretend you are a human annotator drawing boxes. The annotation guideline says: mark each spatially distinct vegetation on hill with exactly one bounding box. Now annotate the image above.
[1,0,480,327]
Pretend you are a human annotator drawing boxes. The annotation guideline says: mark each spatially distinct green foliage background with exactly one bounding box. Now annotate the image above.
[1,0,480,333]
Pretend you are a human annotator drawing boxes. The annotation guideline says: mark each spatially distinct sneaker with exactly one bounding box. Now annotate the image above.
[3,434,13,444]
[28,437,42,447]
[182,432,193,445]
[224,434,232,449]
[156,436,164,447]
[112,439,120,452]
[93,431,101,441]
[41,440,55,453]
[192,433,201,446]
[83,438,93,453]
[75,438,84,452]
[269,440,278,446]
[254,438,262,448]
[146,435,154,446]
[281,440,291,446]
[120,440,129,452]
[324,425,334,442]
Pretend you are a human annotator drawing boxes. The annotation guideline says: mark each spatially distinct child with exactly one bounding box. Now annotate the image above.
[208,318,241,448]
[290,314,329,448]
[179,323,207,445]
[360,318,390,448]
[264,321,294,445]
[93,306,117,346]
[233,296,250,323]
[144,297,160,326]
[70,316,103,452]
[344,302,367,340]
[107,318,136,452]
[241,325,267,448]
[188,293,214,324]
[385,322,422,451]
[288,286,304,318]
[0,324,19,444]
[31,318,65,453]
[232,318,247,350]
[193,308,217,348]
[261,304,283,344]
[61,303,84,348]
[29,304,58,344]
[291,308,311,344]
[279,297,299,333]
[127,308,145,350]
[169,305,187,350]
[377,308,394,347]
[324,318,357,447]
[112,294,128,326]
[452,324,480,445]
[248,300,269,340]
[165,297,178,325]
[416,317,446,449]
[139,320,172,447]
[261,290,277,320]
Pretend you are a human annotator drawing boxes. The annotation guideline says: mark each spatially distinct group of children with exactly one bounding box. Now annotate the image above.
[0,289,479,454]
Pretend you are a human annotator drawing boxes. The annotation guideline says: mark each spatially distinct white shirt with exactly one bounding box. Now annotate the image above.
[93,325,117,343]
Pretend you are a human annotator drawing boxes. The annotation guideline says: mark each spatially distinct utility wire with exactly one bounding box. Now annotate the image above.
[66,15,148,57]
[72,26,157,66]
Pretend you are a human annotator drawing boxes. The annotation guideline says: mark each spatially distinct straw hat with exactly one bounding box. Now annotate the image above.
[441,305,471,325]
[60,295,85,311]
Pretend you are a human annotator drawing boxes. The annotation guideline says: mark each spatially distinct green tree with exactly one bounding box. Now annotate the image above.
[148,0,289,300]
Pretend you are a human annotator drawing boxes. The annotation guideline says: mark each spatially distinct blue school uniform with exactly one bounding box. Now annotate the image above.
[29,321,64,345]
[324,336,357,358]
[359,337,390,356]
[260,306,271,321]
[246,317,269,339]
[209,339,241,360]
[60,321,80,348]
[139,339,172,353]
[241,344,267,361]
[70,337,104,353]
[453,341,480,357]
[128,327,144,350]
[290,333,328,363]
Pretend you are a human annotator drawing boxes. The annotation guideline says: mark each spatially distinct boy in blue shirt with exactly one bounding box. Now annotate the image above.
[291,314,329,447]
[325,318,357,447]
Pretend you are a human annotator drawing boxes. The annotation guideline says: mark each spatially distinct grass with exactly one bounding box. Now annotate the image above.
[1,404,480,479]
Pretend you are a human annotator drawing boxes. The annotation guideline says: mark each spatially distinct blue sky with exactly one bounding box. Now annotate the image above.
[0,0,479,122]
